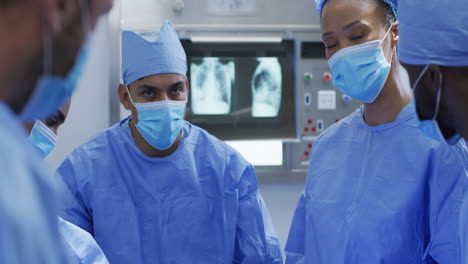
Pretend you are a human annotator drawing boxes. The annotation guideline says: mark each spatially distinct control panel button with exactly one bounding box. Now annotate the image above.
[308,119,313,124]
[173,0,185,12]
[317,120,324,131]
[304,72,313,82]
[304,93,312,106]
[323,72,332,82]
[342,94,352,104]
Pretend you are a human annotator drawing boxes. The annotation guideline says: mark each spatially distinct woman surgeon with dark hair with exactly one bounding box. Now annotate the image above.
[285,0,467,263]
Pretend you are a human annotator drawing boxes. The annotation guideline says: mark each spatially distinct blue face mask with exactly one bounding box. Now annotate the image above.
[127,87,187,150]
[28,120,57,159]
[328,26,394,103]
[20,40,91,122]
[412,65,462,145]
[20,0,92,122]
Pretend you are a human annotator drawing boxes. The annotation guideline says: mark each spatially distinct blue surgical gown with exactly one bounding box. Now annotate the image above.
[0,103,66,263]
[463,190,468,264]
[57,118,283,264]
[285,104,467,264]
[454,140,468,264]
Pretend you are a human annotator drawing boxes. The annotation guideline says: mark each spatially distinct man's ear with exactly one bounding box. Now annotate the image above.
[118,83,132,110]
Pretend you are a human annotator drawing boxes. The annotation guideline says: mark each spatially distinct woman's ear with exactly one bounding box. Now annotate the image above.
[391,21,399,47]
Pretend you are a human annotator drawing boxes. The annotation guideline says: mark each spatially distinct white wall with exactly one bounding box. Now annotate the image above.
[46,16,114,168]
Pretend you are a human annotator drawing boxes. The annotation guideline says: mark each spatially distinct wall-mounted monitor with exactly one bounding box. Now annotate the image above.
[181,39,297,140]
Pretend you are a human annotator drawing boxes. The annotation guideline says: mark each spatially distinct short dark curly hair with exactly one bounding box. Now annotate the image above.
[378,1,397,28]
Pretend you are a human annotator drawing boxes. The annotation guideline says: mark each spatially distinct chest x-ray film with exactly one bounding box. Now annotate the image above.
[251,58,282,117]
[182,39,296,140]
[191,58,235,115]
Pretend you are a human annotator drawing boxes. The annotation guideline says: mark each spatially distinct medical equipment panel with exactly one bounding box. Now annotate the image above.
[116,0,363,180]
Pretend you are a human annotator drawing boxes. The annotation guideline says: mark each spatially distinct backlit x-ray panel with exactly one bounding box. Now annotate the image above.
[191,57,235,115]
[252,58,282,118]
[182,39,296,140]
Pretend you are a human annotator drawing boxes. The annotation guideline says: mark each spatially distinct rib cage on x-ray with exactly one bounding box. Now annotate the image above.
[191,57,235,115]
[251,58,282,117]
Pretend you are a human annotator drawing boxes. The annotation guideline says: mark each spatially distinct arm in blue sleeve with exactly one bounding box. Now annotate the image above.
[233,165,283,264]
[285,193,306,264]
[461,193,468,264]
[56,155,93,234]
[58,217,109,264]
[427,147,468,263]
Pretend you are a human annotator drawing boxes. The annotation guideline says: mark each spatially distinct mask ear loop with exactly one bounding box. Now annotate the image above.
[380,23,395,45]
[412,64,430,91]
[381,23,396,66]
[125,86,137,107]
[431,71,443,120]
[412,64,443,121]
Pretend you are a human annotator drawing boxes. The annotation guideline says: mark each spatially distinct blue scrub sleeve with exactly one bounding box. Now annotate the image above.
[284,193,306,264]
[461,194,468,264]
[57,156,93,234]
[233,165,283,264]
[58,217,109,264]
[425,149,468,263]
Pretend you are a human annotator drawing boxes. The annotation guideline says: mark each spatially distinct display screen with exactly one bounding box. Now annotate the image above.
[182,39,296,140]
[190,57,283,118]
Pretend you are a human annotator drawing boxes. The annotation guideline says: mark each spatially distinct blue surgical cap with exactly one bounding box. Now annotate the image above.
[315,0,398,19]
[398,0,468,66]
[122,21,187,86]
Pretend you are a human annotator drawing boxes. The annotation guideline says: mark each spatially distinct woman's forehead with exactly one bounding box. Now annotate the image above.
[321,0,379,30]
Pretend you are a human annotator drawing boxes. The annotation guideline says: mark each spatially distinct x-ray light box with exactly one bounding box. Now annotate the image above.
[182,39,297,141]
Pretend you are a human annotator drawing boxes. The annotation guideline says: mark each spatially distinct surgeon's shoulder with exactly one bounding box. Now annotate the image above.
[62,121,126,165]
[186,122,250,165]
[431,139,467,166]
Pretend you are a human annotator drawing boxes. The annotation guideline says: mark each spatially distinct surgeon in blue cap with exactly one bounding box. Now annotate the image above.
[399,0,468,144]
[56,21,283,264]
[285,0,467,263]
[398,1,468,263]
[25,101,109,264]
